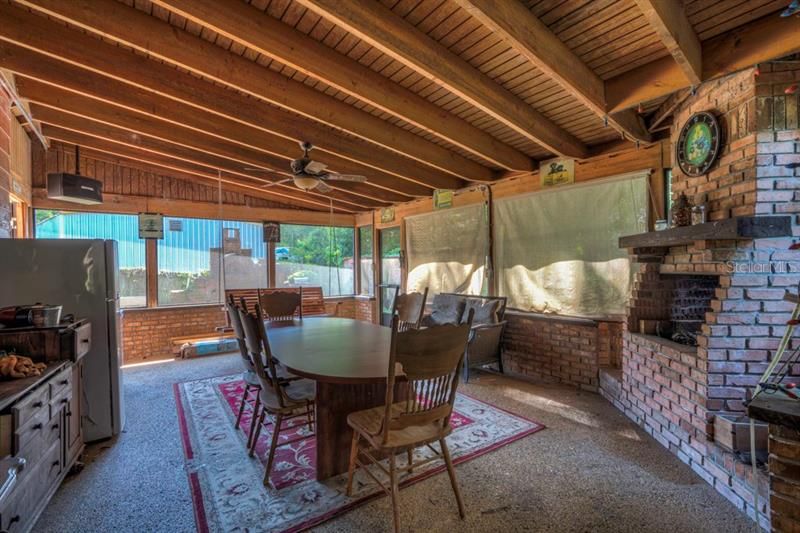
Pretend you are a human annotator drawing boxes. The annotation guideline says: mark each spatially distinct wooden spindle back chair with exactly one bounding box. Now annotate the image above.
[227,294,256,374]
[346,309,474,532]
[383,307,472,444]
[394,287,428,332]
[237,304,316,486]
[259,289,303,321]
[226,295,262,442]
[238,305,290,408]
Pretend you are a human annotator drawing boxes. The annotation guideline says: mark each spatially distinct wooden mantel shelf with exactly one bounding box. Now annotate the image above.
[619,216,792,249]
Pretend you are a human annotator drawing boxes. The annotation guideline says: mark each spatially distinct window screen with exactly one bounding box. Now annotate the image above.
[405,203,489,298]
[358,225,374,296]
[493,174,648,318]
[158,217,223,306]
[220,221,268,291]
[275,224,355,297]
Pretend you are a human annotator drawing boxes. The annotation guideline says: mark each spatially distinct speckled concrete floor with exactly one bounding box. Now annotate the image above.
[34,354,757,533]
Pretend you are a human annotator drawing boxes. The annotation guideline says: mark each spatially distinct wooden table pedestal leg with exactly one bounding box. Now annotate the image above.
[315,381,389,481]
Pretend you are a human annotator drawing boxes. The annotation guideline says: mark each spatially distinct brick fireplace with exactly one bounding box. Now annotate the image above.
[601,64,800,529]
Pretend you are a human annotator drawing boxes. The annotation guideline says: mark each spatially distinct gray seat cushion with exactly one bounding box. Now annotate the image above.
[461,298,501,325]
[426,294,466,326]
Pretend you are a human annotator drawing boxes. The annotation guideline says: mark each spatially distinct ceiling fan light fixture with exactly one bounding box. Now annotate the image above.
[293,175,320,190]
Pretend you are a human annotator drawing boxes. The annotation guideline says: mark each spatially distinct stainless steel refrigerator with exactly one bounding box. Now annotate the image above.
[0,239,125,442]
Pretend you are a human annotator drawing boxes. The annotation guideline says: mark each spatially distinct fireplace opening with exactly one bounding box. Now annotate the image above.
[637,274,718,346]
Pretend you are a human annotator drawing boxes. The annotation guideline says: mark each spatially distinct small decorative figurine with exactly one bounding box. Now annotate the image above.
[672,193,693,227]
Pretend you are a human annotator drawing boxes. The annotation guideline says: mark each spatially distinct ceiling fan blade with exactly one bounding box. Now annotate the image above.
[305,160,328,174]
[327,173,367,182]
[261,177,293,189]
[314,181,333,194]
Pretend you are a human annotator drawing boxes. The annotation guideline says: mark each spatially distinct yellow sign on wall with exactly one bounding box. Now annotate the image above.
[380,207,395,223]
[540,158,575,187]
[433,189,453,209]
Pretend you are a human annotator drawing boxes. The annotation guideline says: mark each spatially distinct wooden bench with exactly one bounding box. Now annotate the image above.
[221,286,329,330]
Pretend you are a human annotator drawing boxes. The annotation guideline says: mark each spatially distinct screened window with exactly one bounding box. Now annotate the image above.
[34,210,147,308]
[494,174,648,318]
[405,204,489,298]
[158,217,221,306]
[220,221,268,291]
[358,225,374,296]
[276,224,354,297]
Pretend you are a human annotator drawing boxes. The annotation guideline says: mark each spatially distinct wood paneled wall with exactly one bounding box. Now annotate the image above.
[9,114,31,204]
[0,87,12,238]
[33,141,299,211]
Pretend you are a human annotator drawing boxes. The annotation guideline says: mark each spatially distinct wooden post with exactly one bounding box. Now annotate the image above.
[145,238,158,307]
[267,241,276,288]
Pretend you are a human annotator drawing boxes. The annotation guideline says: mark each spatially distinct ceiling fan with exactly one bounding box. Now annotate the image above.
[246,141,367,193]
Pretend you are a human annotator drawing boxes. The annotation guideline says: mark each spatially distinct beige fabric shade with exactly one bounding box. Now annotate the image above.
[405,203,489,299]
[493,172,648,318]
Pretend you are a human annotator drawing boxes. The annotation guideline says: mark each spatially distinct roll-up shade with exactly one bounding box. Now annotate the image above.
[405,203,489,298]
[493,172,648,318]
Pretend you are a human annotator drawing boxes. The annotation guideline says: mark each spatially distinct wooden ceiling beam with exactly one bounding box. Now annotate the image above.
[17,0,496,183]
[634,0,702,86]
[648,89,691,133]
[0,4,459,194]
[148,0,534,171]
[607,13,800,112]
[29,103,384,211]
[43,137,351,213]
[455,0,650,145]
[295,0,588,159]
[0,44,418,204]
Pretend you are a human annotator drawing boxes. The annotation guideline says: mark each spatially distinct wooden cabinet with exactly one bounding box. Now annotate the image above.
[65,361,83,467]
[0,362,83,532]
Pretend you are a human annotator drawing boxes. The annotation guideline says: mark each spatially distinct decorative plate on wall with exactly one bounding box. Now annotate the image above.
[676,111,721,176]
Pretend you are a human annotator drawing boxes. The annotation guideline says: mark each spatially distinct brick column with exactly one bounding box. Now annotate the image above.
[768,425,800,532]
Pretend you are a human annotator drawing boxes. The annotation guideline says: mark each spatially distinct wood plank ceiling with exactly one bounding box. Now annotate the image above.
[3,0,798,212]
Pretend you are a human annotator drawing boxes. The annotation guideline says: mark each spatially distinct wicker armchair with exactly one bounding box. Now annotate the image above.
[421,293,507,382]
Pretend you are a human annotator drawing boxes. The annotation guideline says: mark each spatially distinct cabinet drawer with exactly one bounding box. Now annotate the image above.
[0,462,35,532]
[14,409,51,463]
[49,387,71,419]
[72,322,92,361]
[11,386,48,431]
[42,439,62,486]
[49,367,72,400]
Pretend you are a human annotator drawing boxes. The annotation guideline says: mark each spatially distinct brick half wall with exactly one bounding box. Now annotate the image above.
[501,311,623,392]
[121,305,226,364]
[120,297,369,364]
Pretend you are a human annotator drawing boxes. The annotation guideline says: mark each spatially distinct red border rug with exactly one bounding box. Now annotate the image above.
[174,374,544,532]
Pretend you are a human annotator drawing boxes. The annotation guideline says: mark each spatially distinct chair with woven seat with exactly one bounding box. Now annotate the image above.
[238,304,316,487]
[345,309,474,532]
[393,287,428,332]
[259,289,303,321]
[228,297,300,450]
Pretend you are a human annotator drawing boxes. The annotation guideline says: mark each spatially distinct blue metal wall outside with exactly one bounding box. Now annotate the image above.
[36,211,265,273]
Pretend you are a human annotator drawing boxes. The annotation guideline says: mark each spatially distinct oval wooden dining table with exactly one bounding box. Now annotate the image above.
[265,316,395,481]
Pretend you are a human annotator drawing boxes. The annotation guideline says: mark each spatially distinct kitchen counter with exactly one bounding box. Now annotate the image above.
[0,361,69,412]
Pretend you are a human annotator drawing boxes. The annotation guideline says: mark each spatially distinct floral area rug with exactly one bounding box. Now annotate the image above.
[174,374,544,532]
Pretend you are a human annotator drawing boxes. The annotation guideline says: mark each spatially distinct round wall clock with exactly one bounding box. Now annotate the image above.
[676,111,721,176]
